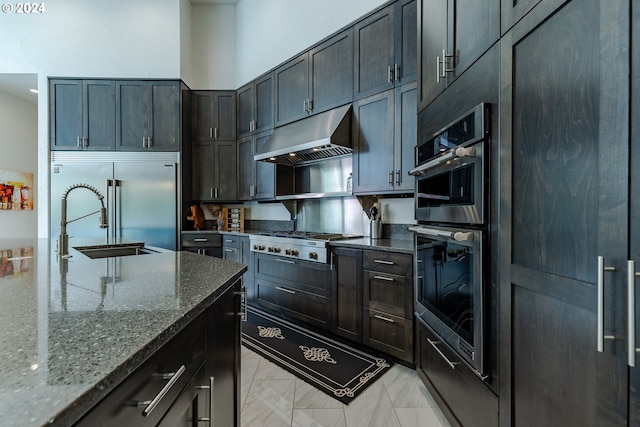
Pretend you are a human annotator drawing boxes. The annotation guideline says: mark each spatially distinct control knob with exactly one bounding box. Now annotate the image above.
[291,249,299,257]
[274,246,281,253]
[309,251,318,260]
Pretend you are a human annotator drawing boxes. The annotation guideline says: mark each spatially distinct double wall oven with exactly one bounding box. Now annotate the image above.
[409,103,490,377]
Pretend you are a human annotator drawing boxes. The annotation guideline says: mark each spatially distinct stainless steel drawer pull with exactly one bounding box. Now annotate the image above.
[241,286,247,322]
[276,258,296,264]
[194,238,208,242]
[276,286,296,295]
[196,376,214,423]
[597,256,616,352]
[225,239,234,243]
[427,338,459,370]
[225,248,234,252]
[628,260,640,367]
[138,365,186,416]
[374,314,395,323]
[374,260,394,265]
[374,275,394,282]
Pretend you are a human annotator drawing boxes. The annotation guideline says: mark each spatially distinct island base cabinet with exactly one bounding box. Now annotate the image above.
[74,314,206,427]
[416,318,498,427]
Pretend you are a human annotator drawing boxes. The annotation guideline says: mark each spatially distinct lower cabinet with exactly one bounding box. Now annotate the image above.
[253,253,331,331]
[331,247,363,342]
[416,317,498,427]
[181,233,222,258]
[74,280,241,427]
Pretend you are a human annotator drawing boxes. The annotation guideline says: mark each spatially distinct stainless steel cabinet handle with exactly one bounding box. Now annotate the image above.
[210,188,213,199]
[629,260,640,366]
[303,99,308,112]
[214,188,218,198]
[214,128,218,139]
[388,170,393,186]
[597,256,616,352]
[275,258,296,264]
[77,136,82,147]
[394,63,400,81]
[142,137,146,148]
[137,365,186,416]
[307,99,312,112]
[395,170,401,186]
[276,286,296,294]
[209,127,213,139]
[194,238,208,242]
[374,314,395,323]
[374,275,394,282]
[195,376,214,424]
[427,339,459,370]
[147,137,152,148]
[387,65,393,83]
[241,285,247,322]
[374,259,394,265]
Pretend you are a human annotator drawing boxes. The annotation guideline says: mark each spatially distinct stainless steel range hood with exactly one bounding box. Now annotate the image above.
[254,104,352,166]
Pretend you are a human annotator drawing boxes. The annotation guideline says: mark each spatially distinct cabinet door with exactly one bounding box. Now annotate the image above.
[501,0,542,34]
[192,91,215,141]
[254,73,274,133]
[148,81,180,151]
[213,91,237,141]
[191,142,215,200]
[207,280,241,427]
[83,80,116,151]
[393,82,417,192]
[116,81,148,151]
[213,140,237,201]
[50,79,83,150]
[237,135,254,200]
[396,0,417,84]
[275,53,309,126]
[331,247,363,342]
[156,361,208,427]
[237,84,253,138]
[354,4,396,99]
[500,0,629,425]
[417,0,448,111]
[352,89,395,194]
[309,29,354,115]
[254,130,275,200]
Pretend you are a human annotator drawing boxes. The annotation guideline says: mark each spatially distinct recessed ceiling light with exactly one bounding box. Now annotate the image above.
[29,89,38,94]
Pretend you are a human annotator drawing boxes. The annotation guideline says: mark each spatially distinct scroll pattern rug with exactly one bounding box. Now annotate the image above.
[241,306,393,404]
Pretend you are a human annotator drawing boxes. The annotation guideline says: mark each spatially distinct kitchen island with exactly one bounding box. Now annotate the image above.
[0,238,247,427]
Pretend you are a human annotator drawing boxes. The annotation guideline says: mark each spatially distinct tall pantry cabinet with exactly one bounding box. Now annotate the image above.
[499,0,639,425]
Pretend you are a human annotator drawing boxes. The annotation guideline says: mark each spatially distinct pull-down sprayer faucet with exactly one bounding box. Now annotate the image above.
[58,183,108,257]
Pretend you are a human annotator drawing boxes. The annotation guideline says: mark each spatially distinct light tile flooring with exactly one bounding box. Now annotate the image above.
[240,345,453,427]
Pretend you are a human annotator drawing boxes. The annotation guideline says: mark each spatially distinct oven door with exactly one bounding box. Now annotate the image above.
[413,139,485,225]
[410,225,486,376]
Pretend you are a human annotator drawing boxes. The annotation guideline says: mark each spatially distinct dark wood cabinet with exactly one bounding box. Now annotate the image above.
[237,73,274,138]
[275,29,353,127]
[253,253,331,331]
[50,79,116,151]
[354,0,416,100]
[181,233,222,258]
[352,82,416,195]
[331,247,363,342]
[499,0,631,425]
[417,0,499,111]
[362,250,413,363]
[191,140,237,202]
[192,90,237,141]
[116,80,181,151]
[222,234,241,262]
[238,130,275,201]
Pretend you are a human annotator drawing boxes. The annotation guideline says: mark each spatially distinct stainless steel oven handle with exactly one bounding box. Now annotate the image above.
[408,145,476,176]
[597,256,616,352]
[427,339,459,370]
[408,226,474,242]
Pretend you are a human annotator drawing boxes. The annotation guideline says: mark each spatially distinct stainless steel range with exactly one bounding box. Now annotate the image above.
[250,231,358,264]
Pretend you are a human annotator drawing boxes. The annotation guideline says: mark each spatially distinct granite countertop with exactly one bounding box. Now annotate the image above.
[328,237,414,254]
[0,238,247,427]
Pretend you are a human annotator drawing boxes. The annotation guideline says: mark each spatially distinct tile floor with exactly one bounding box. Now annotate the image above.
[240,345,453,427]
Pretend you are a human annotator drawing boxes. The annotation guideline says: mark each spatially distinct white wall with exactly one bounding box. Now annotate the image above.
[190,4,237,89]
[0,89,38,237]
[0,0,184,237]
[235,0,388,86]
[181,0,194,87]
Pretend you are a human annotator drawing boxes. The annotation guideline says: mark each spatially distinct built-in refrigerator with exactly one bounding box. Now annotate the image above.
[50,152,180,250]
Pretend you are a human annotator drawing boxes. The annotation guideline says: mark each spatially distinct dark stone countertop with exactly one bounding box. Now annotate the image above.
[0,238,246,427]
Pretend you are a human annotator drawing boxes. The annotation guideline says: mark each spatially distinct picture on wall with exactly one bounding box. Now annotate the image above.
[0,169,34,210]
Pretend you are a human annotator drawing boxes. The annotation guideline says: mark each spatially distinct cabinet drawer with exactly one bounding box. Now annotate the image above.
[221,234,241,248]
[363,270,412,318]
[254,253,330,296]
[255,279,330,330]
[75,314,206,426]
[363,250,412,276]
[181,233,222,248]
[363,308,413,363]
[416,318,497,427]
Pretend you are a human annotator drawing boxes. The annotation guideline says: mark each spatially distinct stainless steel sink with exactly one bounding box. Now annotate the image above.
[73,243,158,259]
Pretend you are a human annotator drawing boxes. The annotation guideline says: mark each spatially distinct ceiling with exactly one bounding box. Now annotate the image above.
[0,74,38,104]
[190,0,240,4]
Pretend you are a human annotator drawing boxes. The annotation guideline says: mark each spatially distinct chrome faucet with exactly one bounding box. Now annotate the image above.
[58,183,108,257]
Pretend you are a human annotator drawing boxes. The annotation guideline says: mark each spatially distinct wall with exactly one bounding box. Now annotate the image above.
[234,0,388,86]
[181,0,193,87]
[0,89,38,237]
[0,0,184,237]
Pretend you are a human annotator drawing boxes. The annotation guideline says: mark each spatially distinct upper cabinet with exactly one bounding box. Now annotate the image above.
[354,0,416,100]
[116,80,181,151]
[417,0,499,112]
[237,73,274,138]
[192,90,237,141]
[275,29,353,127]
[50,79,116,151]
